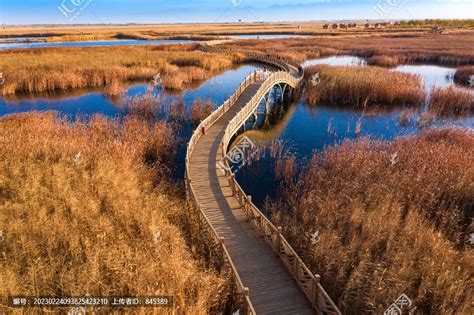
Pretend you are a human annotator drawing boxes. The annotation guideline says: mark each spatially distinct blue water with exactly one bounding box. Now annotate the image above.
[232,58,474,207]
[0,65,259,118]
[0,39,196,50]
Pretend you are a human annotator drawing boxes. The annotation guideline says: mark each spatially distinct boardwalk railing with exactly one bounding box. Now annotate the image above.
[184,173,255,314]
[185,70,265,315]
[219,72,341,314]
[186,45,341,314]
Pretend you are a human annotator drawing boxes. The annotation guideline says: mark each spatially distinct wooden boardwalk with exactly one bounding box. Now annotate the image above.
[186,48,340,314]
[188,79,314,314]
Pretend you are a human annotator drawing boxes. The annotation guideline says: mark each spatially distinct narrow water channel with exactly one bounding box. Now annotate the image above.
[0,64,261,179]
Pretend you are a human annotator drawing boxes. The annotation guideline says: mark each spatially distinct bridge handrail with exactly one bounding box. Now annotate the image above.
[186,44,340,314]
[198,43,303,79]
[220,73,341,314]
[185,69,265,315]
[185,70,265,163]
[184,165,255,314]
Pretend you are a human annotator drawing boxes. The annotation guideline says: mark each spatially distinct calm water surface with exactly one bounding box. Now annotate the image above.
[0,39,195,49]
[233,57,474,206]
[0,65,260,178]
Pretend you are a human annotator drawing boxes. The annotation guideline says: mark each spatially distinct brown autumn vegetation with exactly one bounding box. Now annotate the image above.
[0,112,229,313]
[428,86,474,117]
[304,65,425,107]
[0,45,243,95]
[220,32,474,67]
[120,92,214,124]
[267,128,474,314]
[3,20,473,40]
[454,65,474,86]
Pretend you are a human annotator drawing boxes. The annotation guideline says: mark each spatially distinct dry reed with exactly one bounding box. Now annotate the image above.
[428,86,474,117]
[304,65,425,107]
[0,46,241,95]
[220,32,474,67]
[0,112,227,314]
[267,128,474,314]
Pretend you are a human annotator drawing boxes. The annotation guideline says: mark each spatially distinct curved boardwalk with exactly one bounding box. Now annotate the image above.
[186,50,340,314]
[189,79,313,314]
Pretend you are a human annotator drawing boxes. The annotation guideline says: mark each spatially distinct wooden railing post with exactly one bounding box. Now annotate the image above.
[244,287,250,312]
[276,226,282,256]
[312,274,321,309]
[230,174,236,196]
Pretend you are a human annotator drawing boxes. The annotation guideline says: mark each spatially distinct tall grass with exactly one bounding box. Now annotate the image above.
[267,129,473,314]
[0,112,228,313]
[190,99,214,123]
[221,32,474,67]
[428,86,474,117]
[0,46,241,95]
[120,92,214,124]
[304,65,425,107]
[223,31,474,67]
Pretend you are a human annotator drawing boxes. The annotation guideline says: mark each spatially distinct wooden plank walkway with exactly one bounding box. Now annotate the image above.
[189,79,314,314]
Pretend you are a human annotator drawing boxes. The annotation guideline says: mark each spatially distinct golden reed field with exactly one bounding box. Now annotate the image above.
[0,44,243,95]
[0,112,230,314]
[267,129,474,314]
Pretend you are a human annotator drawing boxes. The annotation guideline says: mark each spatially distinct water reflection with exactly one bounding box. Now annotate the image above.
[0,64,261,180]
[234,90,473,207]
[393,64,455,91]
[0,65,260,118]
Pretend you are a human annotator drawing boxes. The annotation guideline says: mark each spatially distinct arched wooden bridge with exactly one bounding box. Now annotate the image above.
[185,46,340,314]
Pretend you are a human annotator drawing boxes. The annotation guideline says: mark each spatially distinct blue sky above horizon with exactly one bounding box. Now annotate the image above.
[0,0,473,25]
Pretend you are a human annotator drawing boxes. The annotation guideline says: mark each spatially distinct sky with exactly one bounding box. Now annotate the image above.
[0,0,473,25]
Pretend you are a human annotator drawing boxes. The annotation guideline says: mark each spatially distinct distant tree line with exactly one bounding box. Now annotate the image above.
[400,19,474,28]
